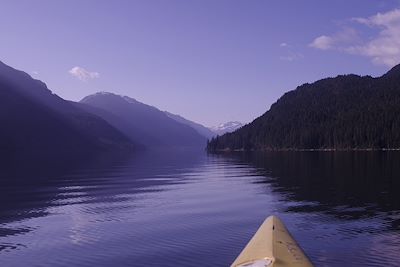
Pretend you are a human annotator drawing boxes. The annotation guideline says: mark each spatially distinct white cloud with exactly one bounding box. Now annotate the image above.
[310,8,400,67]
[348,9,400,66]
[69,66,100,81]
[310,35,334,50]
[280,42,288,47]
[352,9,400,27]
[309,27,360,50]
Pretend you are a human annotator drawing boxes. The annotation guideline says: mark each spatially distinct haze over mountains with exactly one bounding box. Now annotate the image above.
[0,61,212,158]
[165,111,215,139]
[0,61,132,156]
[208,65,400,151]
[6,56,400,155]
[165,113,243,137]
[79,92,206,149]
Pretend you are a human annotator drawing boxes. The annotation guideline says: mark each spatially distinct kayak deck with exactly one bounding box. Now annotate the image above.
[231,216,313,267]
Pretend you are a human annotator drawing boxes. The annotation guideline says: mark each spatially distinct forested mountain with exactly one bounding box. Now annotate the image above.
[80,92,207,149]
[207,65,400,151]
[165,111,215,139]
[0,61,133,155]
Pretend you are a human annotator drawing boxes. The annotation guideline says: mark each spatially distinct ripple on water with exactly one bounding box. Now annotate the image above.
[1,151,400,266]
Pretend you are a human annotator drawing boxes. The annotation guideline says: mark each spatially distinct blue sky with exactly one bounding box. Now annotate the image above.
[1,0,400,126]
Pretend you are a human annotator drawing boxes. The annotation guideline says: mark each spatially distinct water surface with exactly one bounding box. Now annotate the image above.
[1,150,400,266]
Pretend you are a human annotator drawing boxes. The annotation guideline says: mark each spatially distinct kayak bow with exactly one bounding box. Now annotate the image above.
[231,216,313,267]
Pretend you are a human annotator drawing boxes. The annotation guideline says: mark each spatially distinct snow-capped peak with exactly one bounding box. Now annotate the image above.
[210,121,244,135]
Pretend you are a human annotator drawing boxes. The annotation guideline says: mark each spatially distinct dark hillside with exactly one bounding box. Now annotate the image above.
[208,66,400,151]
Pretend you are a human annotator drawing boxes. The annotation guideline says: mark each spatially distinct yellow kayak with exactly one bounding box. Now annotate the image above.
[231,216,314,267]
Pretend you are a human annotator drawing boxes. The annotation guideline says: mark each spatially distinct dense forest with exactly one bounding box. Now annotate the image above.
[207,65,400,151]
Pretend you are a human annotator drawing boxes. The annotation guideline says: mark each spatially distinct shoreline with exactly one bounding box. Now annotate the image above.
[208,148,400,152]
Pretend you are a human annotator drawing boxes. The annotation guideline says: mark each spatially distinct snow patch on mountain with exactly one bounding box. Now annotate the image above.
[210,121,244,135]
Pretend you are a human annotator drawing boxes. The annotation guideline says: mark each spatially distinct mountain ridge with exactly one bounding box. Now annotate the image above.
[164,111,215,139]
[207,64,400,151]
[80,92,207,149]
[0,61,133,155]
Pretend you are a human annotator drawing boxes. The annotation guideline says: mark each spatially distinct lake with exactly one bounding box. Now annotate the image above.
[1,150,400,266]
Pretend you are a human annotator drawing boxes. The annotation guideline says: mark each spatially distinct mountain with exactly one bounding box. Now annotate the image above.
[0,61,133,156]
[207,65,400,151]
[165,111,215,139]
[80,92,207,149]
[164,113,244,139]
[210,121,244,135]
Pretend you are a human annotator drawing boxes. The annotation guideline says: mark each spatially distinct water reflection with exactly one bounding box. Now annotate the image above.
[222,151,400,266]
[1,150,400,266]
[228,151,400,222]
[0,150,204,251]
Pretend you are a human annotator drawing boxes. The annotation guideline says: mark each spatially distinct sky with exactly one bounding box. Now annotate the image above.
[1,0,400,127]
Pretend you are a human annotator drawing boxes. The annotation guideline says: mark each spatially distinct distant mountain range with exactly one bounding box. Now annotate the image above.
[0,60,211,157]
[0,61,132,156]
[165,111,215,139]
[165,113,243,137]
[80,92,206,149]
[208,64,400,151]
[210,121,244,135]
[12,56,400,154]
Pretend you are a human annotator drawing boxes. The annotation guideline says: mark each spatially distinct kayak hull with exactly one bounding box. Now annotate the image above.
[231,216,313,267]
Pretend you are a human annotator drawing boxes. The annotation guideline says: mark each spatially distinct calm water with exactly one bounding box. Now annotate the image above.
[1,150,400,266]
